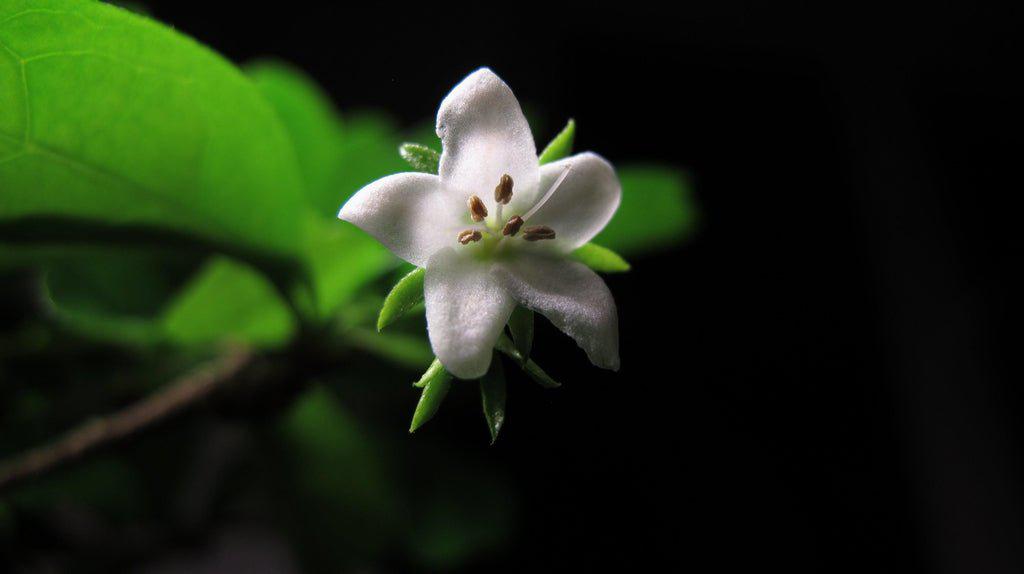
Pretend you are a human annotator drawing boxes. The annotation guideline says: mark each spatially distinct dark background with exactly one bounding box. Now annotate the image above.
[6,2,1023,572]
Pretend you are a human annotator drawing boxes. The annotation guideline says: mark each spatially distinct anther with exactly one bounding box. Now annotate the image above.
[457,229,483,245]
[522,225,556,241]
[502,215,524,236]
[494,174,513,205]
[467,195,488,222]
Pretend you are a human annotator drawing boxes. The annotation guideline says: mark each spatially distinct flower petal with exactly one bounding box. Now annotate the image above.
[495,254,619,371]
[338,172,455,267]
[425,249,515,379]
[526,152,622,251]
[436,68,540,215]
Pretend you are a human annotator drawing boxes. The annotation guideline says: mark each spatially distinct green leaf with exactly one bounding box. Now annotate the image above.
[410,362,452,432]
[347,327,433,371]
[538,119,575,164]
[247,60,346,217]
[0,0,310,260]
[161,256,296,347]
[494,334,561,389]
[378,267,425,331]
[572,242,631,273]
[247,62,395,318]
[507,306,534,361]
[399,142,440,174]
[596,165,698,255]
[479,356,506,444]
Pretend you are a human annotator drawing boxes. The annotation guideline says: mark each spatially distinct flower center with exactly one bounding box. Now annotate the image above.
[456,167,571,249]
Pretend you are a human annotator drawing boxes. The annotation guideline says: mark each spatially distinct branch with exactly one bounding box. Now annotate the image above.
[0,346,253,492]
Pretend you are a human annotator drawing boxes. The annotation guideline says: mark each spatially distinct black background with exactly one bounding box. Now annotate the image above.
[11,2,1024,572]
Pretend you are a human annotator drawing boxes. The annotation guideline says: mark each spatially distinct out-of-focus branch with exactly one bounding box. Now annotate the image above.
[0,346,253,492]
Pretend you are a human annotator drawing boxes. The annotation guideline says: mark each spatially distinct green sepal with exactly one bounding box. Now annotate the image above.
[399,143,441,174]
[507,306,534,362]
[538,119,576,165]
[413,358,448,388]
[410,360,452,432]
[479,356,507,444]
[495,335,561,389]
[377,267,425,331]
[572,243,631,273]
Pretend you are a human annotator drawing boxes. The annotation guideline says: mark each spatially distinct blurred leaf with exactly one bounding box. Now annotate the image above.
[377,267,425,331]
[507,306,534,361]
[37,248,202,345]
[572,242,631,273]
[495,334,561,389]
[410,364,452,432]
[335,113,413,204]
[5,457,145,523]
[399,142,440,174]
[347,327,433,371]
[0,0,310,261]
[247,60,346,217]
[480,357,506,444]
[596,165,698,255]
[275,385,400,569]
[162,256,296,347]
[538,118,575,164]
[303,218,393,319]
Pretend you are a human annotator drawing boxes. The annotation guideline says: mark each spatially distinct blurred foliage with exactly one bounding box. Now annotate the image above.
[0,0,698,571]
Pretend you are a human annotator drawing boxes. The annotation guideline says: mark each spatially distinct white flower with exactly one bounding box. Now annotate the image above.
[339,68,621,379]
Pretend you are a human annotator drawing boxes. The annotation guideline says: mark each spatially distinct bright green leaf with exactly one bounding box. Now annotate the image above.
[596,165,698,255]
[572,242,631,273]
[507,306,534,361]
[161,256,296,347]
[495,334,561,389]
[247,60,346,217]
[0,0,310,261]
[538,119,575,164]
[479,356,506,444]
[399,142,440,174]
[410,363,452,432]
[378,267,425,331]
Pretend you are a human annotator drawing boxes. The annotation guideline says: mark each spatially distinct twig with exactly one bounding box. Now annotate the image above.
[0,346,253,492]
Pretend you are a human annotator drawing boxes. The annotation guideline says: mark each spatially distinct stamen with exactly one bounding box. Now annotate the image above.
[522,164,573,221]
[522,225,556,241]
[494,174,513,205]
[457,229,483,245]
[502,215,524,236]
[467,195,488,222]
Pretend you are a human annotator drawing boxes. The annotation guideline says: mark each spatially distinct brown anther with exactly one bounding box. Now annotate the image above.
[522,225,556,241]
[494,174,514,205]
[467,195,488,222]
[457,229,483,245]
[502,215,524,236]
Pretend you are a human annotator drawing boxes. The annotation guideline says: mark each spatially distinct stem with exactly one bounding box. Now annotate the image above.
[0,346,253,492]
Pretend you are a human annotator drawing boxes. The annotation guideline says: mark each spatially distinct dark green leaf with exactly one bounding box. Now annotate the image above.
[0,0,310,259]
[494,334,561,389]
[410,365,452,432]
[161,256,296,347]
[378,267,425,331]
[507,306,534,361]
[347,327,433,371]
[479,356,506,444]
[538,119,575,164]
[572,242,631,273]
[596,165,698,255]
[400,142,441,174]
